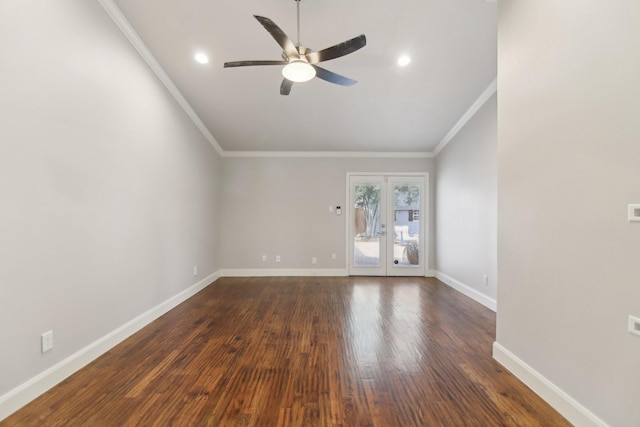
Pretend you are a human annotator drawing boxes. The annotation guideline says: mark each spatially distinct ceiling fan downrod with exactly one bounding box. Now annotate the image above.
[295,0,301,48]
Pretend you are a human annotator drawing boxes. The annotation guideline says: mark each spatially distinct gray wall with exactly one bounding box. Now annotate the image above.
[497,1,640,425]
[0,0,221,398]
[221,157,435,271]
[435,94,497,301]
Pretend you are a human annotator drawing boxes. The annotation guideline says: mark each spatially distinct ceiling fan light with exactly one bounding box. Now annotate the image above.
[282,61,316,83]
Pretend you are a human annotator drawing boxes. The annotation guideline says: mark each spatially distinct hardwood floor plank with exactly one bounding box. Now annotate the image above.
[2,277,570,426]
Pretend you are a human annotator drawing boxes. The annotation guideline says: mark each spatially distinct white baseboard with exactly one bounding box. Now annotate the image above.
[493,342,609,427]
[0,271,221,422]
[222,269,434,278]
[221,268,348,277]
[221,269,436,279]
[435,271,497,312]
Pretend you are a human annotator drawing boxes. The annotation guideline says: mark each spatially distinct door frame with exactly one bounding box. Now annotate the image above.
[346,172,429,276]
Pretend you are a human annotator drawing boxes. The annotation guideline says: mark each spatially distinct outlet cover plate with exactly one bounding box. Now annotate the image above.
[629,316,640,337]
[41,330,53,353]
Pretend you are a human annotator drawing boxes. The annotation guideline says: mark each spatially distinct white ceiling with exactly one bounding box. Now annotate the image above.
[109,0,496,153]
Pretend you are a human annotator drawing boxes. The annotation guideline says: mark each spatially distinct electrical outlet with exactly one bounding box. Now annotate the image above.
[261,255,267,262]
[312,257,317,265]
[275,255,281,263]
[629,315,640,337]
[331,253,337,260]
[193,266,198,277]
[629,204,640,222]
[483,275,489,286]
[41,330,53,353]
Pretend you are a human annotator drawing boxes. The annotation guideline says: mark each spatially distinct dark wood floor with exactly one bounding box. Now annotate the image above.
[3,277,569,426]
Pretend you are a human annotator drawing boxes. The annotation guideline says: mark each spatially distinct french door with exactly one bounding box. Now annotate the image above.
[348,174,427,276]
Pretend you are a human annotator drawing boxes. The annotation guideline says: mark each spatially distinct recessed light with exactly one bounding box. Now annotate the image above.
[398,55,411,67]
[195,53,209,64]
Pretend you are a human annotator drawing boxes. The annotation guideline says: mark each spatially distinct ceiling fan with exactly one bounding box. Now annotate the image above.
[223,0,367,95]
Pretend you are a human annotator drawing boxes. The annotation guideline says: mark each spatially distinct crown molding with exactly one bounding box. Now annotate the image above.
[433,78,497,156]
[99,0,493,160]
[222,151,435,158]
[97,0,225,157]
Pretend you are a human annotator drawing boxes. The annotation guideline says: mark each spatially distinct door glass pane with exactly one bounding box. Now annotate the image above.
[392,184,421,268]
[353,183,381,267]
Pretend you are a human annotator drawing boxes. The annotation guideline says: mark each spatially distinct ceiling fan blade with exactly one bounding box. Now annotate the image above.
[312,65,358,86]
[224,60,288,68]
[253,15,299,59]
[306,34,367,64]
[280,79,293,96]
